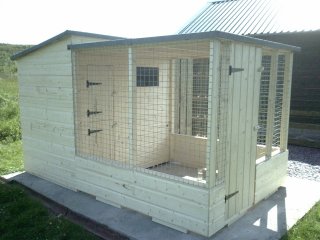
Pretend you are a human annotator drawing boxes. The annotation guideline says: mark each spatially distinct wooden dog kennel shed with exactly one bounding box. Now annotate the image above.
[12,31,299,237]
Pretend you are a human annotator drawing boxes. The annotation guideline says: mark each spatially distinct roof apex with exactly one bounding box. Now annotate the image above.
[11,30,124,60]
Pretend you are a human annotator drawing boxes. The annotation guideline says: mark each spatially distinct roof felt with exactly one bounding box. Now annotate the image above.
[68,31,300,52]
[179,0,320,35]
[11,30,124,60]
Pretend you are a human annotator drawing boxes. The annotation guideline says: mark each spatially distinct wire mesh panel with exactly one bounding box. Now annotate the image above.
[73,40,219,187]
[257,55,271,158]
[214,43,230,186]
[73,47,130,165]
[257,53,287,161]
[273,55,286,147]
[192,58,209,137]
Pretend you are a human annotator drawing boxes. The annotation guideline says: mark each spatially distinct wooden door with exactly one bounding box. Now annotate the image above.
[225,43,262,222]
[86,65,114,160]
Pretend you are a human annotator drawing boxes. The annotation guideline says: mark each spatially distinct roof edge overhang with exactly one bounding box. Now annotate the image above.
[68,31,301,52]
[11,30,124,61]
[251,29,320,37]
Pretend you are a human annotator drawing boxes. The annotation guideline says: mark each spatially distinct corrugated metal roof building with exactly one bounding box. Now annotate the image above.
[180,0,320,148]
[180,0,320,35]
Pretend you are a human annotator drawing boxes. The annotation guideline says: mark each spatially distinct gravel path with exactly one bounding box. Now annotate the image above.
[288,145,320,182]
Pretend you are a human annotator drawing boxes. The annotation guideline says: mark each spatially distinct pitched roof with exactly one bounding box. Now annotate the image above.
[179,0,320,35]
[11,30,124,60]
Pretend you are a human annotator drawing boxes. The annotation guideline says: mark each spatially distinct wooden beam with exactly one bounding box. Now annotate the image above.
[206,40,221,188]
[173,59,180,134]
[179,59,188,134]
[128,47,134,165]
[186,58,193,135]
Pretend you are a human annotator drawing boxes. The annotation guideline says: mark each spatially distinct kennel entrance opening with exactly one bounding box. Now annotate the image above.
[76,64,117,161]
[74,41,223,185]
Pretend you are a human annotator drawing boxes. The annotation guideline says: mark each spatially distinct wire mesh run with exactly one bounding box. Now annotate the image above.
[214,43,230,186]
[257,55,271,159]
[72,40,225,187]
[273,55,286,147]
[257,53,287,161]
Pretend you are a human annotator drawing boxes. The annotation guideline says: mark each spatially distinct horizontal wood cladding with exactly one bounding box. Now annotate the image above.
[22,127,74,148]
[19,75,73,88]
[18,64,72,76]
[76,157,208,204]
[20,86,73,99]
[255,151,288,203]
[78,179,209,235]
[20,96,73,110]
[76,157,215,235]
[20,106,74,123]
[23,136,75,158]
[24,152,76,190]
[21,118,74,137]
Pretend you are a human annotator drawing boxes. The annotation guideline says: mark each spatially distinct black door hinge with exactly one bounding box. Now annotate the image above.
[86,80,102,88]
[88,129,103,136]
[225,191,239,202]
[229,66,244,76]
[87,110,102,117]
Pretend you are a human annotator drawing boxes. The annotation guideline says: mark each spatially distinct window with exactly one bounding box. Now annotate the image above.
[136,67,159,87]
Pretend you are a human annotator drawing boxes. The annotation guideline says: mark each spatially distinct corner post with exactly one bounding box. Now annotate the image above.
[206,40,221,188]
[280,52,293,151]
[128,47,134,166]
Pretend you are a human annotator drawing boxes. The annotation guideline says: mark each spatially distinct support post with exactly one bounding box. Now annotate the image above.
[128,47,134,166]
[206,40,221,188]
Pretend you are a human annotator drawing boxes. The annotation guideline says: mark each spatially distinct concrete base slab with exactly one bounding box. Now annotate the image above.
[3,172,320,240]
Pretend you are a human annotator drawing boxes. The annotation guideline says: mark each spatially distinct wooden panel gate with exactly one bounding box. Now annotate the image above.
[225,43,262,222]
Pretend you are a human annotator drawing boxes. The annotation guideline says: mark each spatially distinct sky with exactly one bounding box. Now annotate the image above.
[0,0,209,45]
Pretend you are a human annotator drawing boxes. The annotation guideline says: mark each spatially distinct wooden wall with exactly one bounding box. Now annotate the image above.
[75,155,225,236]
[18,35,115,189]
[255,151,288,203]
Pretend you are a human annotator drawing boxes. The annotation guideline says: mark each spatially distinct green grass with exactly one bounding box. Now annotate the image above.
[281,201,320,240]
[0,141,23,175]
[0,78,21,144]
[0,43,30,79]
[0,181,99,240]
[0,78,23,175]
[0,77,101,239]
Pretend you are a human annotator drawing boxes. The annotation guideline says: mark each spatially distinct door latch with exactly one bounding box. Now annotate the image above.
[254,125,261,131]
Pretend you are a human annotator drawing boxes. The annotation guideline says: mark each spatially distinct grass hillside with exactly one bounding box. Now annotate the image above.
[0,44,28,175]
[0,43,30,79]
[0,78,23,175]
